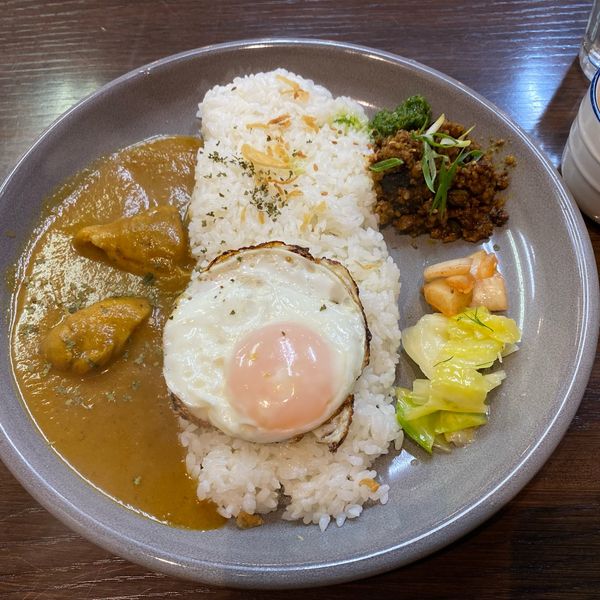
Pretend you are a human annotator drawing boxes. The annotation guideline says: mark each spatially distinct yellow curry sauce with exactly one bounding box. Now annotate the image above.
[10,135,225,529]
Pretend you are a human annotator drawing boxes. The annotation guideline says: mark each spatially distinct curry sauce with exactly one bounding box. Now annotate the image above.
[10,136,225,529]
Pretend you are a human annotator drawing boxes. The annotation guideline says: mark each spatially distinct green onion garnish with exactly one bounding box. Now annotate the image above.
[412,115,483,217]
[369,157,404,172]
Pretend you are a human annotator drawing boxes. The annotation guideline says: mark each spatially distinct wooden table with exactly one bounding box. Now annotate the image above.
[1,1,599,598]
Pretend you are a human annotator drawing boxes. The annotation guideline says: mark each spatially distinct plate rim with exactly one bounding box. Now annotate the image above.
[0,37,598,589]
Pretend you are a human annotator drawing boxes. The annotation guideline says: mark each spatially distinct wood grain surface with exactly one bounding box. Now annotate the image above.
[1,1,599,598]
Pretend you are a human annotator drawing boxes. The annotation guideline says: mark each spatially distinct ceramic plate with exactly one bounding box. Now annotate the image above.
[0,39,598,589]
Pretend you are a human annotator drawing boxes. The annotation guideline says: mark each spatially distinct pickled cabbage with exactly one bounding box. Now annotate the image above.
[397,307,520,453]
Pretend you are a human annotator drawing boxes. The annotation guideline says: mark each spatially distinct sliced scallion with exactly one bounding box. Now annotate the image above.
[422,141,438,193]
[369,157,404,172]
[411,115,483,217]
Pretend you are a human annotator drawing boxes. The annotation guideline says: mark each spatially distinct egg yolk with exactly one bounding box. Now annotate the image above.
[227,322,336,432]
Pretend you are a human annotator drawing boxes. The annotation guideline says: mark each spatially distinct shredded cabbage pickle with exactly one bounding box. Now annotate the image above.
[397,307,521,453]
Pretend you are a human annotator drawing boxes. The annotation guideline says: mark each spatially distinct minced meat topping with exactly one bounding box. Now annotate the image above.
[371,121,511,243]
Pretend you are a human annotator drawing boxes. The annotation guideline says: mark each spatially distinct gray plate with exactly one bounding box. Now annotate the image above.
[0,39,598,589]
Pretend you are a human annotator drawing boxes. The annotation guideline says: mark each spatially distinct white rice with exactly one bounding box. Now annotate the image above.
[181,69,402,530]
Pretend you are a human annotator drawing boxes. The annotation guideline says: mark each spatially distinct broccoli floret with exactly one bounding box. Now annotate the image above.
[371,95,432,138]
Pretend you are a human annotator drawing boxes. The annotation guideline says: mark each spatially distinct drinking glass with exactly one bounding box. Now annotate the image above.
[580,0,600,80]
[561,69,600,222]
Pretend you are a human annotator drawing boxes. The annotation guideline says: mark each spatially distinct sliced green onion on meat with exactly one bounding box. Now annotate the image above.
[458,149,484,164]
[425,112,446,136]
[422,141,438,193]
[369,157,404,172]
[410,117,484,217]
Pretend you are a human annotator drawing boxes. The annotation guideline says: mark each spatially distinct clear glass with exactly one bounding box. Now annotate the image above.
[580,0,600,80]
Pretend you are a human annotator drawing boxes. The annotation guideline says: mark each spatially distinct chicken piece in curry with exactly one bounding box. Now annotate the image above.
[41,297,151,375]
[74,205,189,279]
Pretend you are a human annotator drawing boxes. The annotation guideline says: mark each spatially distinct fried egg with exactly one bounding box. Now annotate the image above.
[163,242,369,444]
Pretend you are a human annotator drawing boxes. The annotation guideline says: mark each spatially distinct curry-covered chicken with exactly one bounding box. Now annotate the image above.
[41,297,151,374]
[74,205,189,278]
